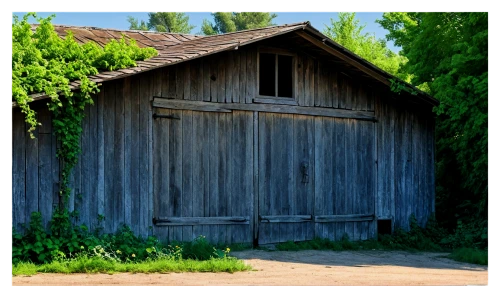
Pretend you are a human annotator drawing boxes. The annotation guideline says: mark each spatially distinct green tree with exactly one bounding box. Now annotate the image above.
[378,13,488,232]
[201,12,277,35]
[127,13,195,33]
[127,16,148,31]
[323,12,408,79]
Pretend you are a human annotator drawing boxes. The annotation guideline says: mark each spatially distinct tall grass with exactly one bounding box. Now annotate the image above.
[449,248,488,265]
[13,256,251,276]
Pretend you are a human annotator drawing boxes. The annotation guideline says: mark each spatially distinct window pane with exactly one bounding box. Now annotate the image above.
[259,53,275,96]
[277,55,293,98]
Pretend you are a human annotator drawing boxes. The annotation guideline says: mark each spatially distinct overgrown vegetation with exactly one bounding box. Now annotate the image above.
[12,13,157,201]
[275,215,487,265]
[13,212,250,275]
[377,12,488,248]
[324,12,487,255]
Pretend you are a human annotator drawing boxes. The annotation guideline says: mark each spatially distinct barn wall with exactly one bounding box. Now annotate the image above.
[157,46,374,111]
[376,93,435,231]
[12,72,156,236]
[13,45,434,240]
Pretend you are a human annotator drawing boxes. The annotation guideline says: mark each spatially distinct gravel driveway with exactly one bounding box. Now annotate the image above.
[12,250,487,285]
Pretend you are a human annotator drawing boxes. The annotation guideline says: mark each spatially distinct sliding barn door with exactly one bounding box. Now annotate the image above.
[152,108,254,244]
[258,113,315,244]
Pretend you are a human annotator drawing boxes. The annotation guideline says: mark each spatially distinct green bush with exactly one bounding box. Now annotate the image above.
[448,248,488,265]
[13,212,234,265]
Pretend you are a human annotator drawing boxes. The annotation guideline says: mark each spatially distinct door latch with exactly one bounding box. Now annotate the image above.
[301,162,309,183]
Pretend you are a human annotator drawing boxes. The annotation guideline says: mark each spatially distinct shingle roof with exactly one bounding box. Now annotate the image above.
[19,22,437,107]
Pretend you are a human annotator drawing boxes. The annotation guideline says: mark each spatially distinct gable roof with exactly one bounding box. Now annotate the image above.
[20,22,438,107]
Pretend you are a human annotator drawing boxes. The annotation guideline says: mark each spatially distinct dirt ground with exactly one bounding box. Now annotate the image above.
[12,250,487,285]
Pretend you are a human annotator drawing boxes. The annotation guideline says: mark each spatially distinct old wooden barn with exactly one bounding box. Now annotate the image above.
[12,22,437,245]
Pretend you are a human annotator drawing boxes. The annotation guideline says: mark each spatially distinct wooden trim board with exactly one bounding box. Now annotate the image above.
[153,98,376,121]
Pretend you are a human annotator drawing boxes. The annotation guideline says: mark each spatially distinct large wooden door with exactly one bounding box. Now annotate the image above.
[152,108,254,244]
[258,113,315,244]
[257,113,376,244]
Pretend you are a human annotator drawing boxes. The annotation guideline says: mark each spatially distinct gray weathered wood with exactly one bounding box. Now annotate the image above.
[253,97,298,105]
[259,215,312,223]
[153,98,376,121]
[315,214,375,223]
[154,216,250,226]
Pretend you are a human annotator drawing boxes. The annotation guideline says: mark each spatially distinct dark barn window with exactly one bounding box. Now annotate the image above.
[259,53,276,96]
[259,52,294,98]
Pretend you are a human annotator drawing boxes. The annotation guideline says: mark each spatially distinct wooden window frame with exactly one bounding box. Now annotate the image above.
[256,47,298,105]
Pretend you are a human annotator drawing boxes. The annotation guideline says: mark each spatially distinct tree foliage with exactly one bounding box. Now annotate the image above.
[127,13,195,33]
[378,13,488,230]
[323,12,408,80]
[201,12,277,35]
[12,13,157,202]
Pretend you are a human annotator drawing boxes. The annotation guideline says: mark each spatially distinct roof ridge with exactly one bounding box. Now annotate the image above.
[200,21,309,38]
[30,23,203,38]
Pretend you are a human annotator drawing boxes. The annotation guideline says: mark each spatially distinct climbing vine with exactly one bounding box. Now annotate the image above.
[389,78,418,95]
[12,13,158,203]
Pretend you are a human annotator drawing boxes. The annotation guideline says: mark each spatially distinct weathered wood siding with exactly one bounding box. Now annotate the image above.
[157,46,374,111]
[376,94,435,230]
[12,44,434,242]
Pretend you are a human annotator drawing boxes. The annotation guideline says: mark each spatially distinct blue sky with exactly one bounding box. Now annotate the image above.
[12,12,401,52]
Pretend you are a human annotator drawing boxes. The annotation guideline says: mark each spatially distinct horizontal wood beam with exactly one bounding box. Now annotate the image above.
[295,30,391,86]
[153,98,376,121]
[314,214,375,223]
[259,215,312,223]
[153,216,250,226]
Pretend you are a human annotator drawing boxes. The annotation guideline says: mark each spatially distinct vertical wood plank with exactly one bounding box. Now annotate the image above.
[191,111,205,239]
[129,75,142,235]
[208,112,220,244]
[140,72,152,236]
[13,110,26,231]
[297,55,305,106]
[239,49,247,104]
[258,113,272,244]
[175,64,184,100]
[169,109,183,242]
[97,88,105,225]
[183,62,191,101]
[314,60,320,107]
[114,79,125,231]
[38,107,54,226]
[344,119,354,239]
[313,116,324,239]
[152,107,169,240]
[39,133,53,229]
[232,51,240,103]
[246,47,256,103]
[202,58,211,102]
[331,71,339,109]
[182,110,193,241]
[161,67,169,98]
[79,100,91,228]
[190,59,203,101]
[253,111,259,243]
[217,54,226,103]
[225,52,234,103]
[166,66,176,99]
[334,118,346,240]
[220,112,230,243]
[25,109,39,224]
[89,95,99,230]
[103,80,116,232]
[324,67,333,108]
[123,77,132,228]
[305,57,315,107]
